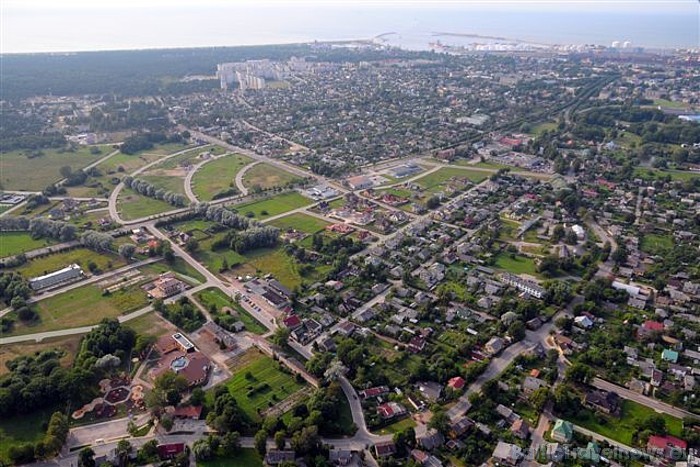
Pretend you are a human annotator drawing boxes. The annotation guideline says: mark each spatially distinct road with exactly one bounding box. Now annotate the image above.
[234,161,260,195]
[591,377,699,420]
[107,145,210,223]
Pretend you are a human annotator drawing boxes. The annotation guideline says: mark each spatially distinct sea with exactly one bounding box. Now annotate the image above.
[1,4,698,54]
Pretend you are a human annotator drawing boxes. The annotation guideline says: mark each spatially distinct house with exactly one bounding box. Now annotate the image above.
[449,417,474,438]
[447,376,466,391]
[485,336,505,355]
[157,443,185,460]
[584,390,621,416]
[377,402,407,420]
[574,315,594,329]
[492,441,523,465]
[500,272,545,299]
[496,404,520,423]
[510,419,530,440]
[173,405,202,420]
[408,335,427,353]
[417,381,443,402]
[551,419,573,443]
[647,434,688,459]
[416,428,445,451]
[662,348,679,363]
[347,175,373,190]
[522,376,547,394]
[359,386,390,400]
[579,441,601,464]
[148,273,186,299]
[329,449,352,466]
[374,441,397,458]
[264,450,296,465]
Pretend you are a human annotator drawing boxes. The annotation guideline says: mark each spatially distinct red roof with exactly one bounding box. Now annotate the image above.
[648,434,687,450]
[173,405,202,419]
[643,320,665,332]
[283,315,302,329]
[157,443,185,459]
[448,376,466,390]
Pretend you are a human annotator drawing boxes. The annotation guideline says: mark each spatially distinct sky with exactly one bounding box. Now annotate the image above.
[2,0,697,53]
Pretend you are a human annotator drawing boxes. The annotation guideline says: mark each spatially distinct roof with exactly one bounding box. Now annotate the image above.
[648,434,687,450]
[173,405,202,419]
[157,443,185,458]
[447,376,466,390]
[662,348,679,362]
[552,419,573,438]
[643,320,665,331]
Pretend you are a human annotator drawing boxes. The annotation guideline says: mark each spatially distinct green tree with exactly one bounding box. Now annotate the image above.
[275,430,286,450]
[255,429,268,455]
[78,447,96,467]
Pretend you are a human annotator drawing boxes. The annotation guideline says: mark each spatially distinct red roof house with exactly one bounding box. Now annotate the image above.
[447,376,466,391]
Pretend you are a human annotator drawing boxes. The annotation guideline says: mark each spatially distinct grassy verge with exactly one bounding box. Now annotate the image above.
[197,448,262,467]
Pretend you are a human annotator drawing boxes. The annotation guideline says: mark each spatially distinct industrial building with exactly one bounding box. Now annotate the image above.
[29,264,84,290]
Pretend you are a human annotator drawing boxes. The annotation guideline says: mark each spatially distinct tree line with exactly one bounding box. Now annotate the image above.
[119,131,186,155]
[122,176,188,207]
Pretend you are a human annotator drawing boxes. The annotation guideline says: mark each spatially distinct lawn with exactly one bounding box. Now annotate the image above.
[569,400,683,446]
[242,163,304,190]
[151,146,208,170]
[125,311,174,338]
[194,233,247,275]
[0,408,58,464]
[633,167,699,182]
[0,146,110,191]
[493,252,539,277]
[143,142,196,156]
[11,248,125,278]
[198,448,262,467]
[0,232,57,258]
[531,121,558,135]
[414,167,487,192]
[232,246,330,290]
[195,287,268,335]
[140,174,186,196]
[640,233,673,256]
[652,98,689,110]
[374,416,417,435]
[0,335,82,377]
[10,283,149,336]
[232,192,312,219]
[117,186,177,221]
[192,154,254,201]
[139,257,206,284]
[268,213,330,234]
[208,349,305,423]
[95,152,164,175]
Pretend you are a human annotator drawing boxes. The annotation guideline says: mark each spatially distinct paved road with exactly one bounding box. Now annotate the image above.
[107,145,209,223]
[591,377,699,420]
[234,161,260,196]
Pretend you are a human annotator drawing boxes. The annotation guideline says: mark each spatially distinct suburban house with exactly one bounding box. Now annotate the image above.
[551,419,573,443]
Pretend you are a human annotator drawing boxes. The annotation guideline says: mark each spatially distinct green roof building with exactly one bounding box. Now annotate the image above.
[551,419,573,443]
[662,349,679,363]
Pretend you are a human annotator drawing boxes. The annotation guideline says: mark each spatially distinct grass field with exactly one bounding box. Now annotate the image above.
[192,154,253,201]
[0,335,82,377]
[10,283,149,336]
[232,246,329,290]
[11,248,125,278]
[198,448,262,467]
[209,349,305,423]
[125,311,174,338]
[415,167,487,192]
[531,122,558,135]
[139,257,206,284]
[493,252,539,277]
[194,233,247,275]
[570,400,682,446]
[0,232,57,258]
[652,98,689,110]
[231,192,312,219]
[374,416,416,435]
[117,186,176,220]
[95,152,163,175]
[242,163,303,190]
[150,146,208,170]
[0,408,57,464]
[640,233,674,255]
[140,174,186,196]
[195,288,267,335]
[268,213,330,234]
[0,146,110,191]
[634,167,700,181]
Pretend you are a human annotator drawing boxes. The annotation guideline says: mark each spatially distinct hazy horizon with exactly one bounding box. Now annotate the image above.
[2,0,698,54]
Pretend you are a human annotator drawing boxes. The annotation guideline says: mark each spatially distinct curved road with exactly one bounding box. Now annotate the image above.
[233,161,261,196]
